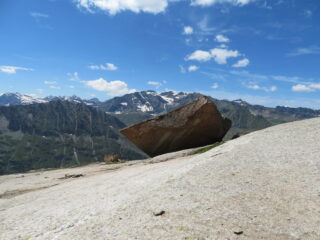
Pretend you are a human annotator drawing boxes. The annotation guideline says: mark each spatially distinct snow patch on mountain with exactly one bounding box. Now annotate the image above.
[160,95,174,105]
[146,91,158,96]
[0,93,47,106]
[137,104,153,112]
[233,99,249,106]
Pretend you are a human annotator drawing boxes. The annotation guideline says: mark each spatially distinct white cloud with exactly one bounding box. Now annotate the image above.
[215,34,230,43]
[247,84,277,92]
[85,78,136,96]
[188,65,199,72]
[186,48,240,64]
[75,0,168,15]
[191,0,254,7]
[69,85,75,89]
[75,0,254,15]
[218,44,228,48]
[311,83,320,89]
[147,81,162,87]
[30,12,49,18]
[292,83,320,92]
[233,58,250,68]
[183,26,194,35]
[292,84,313,92]
[288,46,320,56]
[0,66,33,74]
[44,81,57,85]
[88,63,118,71]
[211,83,219,89]
[210,48,240,64]
[185,50,212,62]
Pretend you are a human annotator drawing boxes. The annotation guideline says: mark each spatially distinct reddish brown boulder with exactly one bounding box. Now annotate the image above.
[120,96,231,157]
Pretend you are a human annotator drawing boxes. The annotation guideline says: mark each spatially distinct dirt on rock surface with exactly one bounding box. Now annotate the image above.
[1,118,320,240]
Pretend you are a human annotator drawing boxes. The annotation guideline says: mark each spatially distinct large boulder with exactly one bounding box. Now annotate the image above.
[120,96,231,157]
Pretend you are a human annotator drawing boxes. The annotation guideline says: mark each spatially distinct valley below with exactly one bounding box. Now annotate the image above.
[1,118,320,240]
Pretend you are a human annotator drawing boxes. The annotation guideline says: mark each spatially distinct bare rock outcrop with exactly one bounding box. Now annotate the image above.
[120,96,231,157]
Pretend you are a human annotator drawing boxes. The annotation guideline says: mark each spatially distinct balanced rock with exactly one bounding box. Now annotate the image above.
[120,96,231,157]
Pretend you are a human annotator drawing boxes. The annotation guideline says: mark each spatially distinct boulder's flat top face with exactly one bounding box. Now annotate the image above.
[1,118,320,240]
[120,97,231,157]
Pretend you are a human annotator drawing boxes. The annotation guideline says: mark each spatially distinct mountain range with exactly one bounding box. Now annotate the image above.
[0,91,319,174]
[1,91,320,137]
[0,100,147,175]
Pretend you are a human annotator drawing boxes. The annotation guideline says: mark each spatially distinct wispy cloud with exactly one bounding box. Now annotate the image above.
[231,70,320,88]
[0,66,33,74]
[288,46,320,56]
[179,65,186,73]
[292,83,320,92]
[147,81,162,88]
[44,81,61,89]
[245,83,277,92]
[68,72,80,82]
[271,75,304,84]
[211,83,219,89]
[191,0,254,7]
[304,9,313,18]
[44,81,57,85]
[201,71,226,81]
[88,63,118,71]
[188,65,199,72]
[29,11,52,30]
[201,89,320,108]
[30,12,49,18]
[230,70,311,84]
[197,15,215,35]
[179,65,199,73]
[49,85,61,89]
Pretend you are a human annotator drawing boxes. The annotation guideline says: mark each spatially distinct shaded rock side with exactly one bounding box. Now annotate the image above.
[120,96,231,157]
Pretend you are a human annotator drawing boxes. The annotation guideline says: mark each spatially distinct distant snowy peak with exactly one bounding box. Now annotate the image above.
[0,93,47,106]
[232,99,249,106]
[43,95,101,106]
[0,91,200,115]
[102,90,202,114]
[0,93,101,107]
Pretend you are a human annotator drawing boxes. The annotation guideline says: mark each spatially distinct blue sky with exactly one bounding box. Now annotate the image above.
[1,0,320,108]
